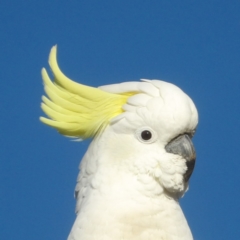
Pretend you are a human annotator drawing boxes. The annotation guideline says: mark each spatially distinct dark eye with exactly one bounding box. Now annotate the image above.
[136,127,157,144]
[141,130,152,140]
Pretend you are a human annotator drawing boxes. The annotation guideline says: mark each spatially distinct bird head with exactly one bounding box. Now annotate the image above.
[40,46,198,199]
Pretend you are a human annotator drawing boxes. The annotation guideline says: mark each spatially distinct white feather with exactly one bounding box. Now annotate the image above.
[68,80,198,240]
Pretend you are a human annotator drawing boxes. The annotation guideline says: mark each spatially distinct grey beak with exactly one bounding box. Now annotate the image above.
[165,134,196,182]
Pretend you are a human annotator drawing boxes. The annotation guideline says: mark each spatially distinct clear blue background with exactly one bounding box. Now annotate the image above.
[1,1,240,239]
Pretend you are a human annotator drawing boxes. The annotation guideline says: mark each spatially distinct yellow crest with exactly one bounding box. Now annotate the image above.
[40,46,134,139]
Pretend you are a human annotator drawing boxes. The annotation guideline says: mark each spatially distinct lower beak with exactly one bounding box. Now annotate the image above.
[165,134,196,182]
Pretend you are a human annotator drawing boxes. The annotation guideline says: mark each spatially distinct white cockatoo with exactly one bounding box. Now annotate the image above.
[40,46,198,240]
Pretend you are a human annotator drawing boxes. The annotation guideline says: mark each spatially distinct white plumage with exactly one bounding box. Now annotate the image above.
[41,46,198,240]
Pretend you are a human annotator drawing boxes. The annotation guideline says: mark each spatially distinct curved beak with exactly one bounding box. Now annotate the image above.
[165,134,196,182]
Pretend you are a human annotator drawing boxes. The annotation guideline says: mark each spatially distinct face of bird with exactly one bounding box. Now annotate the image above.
[99,83,198,198]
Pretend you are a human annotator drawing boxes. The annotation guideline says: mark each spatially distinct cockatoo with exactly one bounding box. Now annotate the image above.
[40,46,198,240]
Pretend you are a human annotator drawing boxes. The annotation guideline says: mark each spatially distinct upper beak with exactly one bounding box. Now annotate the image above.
[165,134,196,182]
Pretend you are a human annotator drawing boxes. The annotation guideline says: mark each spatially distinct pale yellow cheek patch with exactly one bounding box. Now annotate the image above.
[40,46,134,139]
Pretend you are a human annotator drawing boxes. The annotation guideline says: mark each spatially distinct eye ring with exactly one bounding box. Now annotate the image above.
[135,127,158,144]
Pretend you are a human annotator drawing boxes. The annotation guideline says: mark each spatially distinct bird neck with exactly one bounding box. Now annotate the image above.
[74,130,193,240]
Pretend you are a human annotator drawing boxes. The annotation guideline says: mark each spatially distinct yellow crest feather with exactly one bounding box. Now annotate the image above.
[40,46,134,139]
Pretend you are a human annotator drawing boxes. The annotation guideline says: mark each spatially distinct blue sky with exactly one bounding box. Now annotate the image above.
[1,1,240,239]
